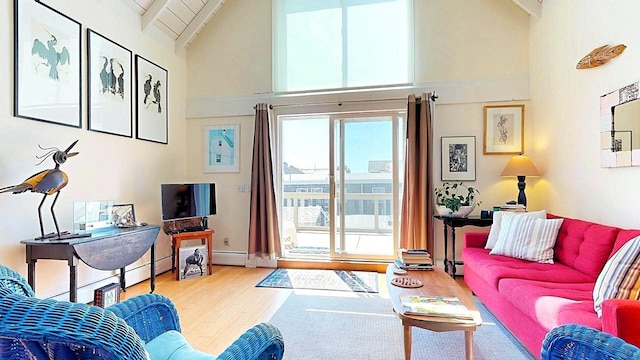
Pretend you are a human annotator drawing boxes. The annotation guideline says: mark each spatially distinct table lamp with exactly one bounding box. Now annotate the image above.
[501,155,540,207]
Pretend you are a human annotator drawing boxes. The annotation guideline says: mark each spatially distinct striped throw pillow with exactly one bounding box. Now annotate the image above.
[593,236,640,318]
[484,210,547,250]
[489,211,563,263]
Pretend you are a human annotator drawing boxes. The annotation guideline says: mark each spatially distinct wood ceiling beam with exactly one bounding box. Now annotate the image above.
[142,0,171,32]
[512,0,542,18]
[175,0,226,51]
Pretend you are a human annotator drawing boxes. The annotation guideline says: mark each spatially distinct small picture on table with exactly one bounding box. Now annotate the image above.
[178,244,208,280]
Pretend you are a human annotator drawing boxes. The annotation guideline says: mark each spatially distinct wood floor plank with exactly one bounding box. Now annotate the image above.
[120,265,470,354]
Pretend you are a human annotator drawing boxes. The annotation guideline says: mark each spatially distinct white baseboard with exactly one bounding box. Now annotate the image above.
[213,250,247,266]
[48,252,269,303]
[51,257,173,304]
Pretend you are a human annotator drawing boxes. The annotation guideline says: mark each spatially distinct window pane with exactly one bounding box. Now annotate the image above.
[274,0,413,93]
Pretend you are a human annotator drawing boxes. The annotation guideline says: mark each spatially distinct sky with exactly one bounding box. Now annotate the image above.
[282,116,394,174]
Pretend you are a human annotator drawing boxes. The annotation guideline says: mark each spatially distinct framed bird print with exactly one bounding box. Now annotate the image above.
[135,55,168,144]
[87,29,133,137]
[14,0,82,127]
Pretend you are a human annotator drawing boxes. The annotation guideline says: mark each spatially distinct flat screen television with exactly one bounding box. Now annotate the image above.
[161,183,217,221]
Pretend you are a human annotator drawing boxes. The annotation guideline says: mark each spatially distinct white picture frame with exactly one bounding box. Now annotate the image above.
[203,124,240,173]
[178,244,208,281]
[441,136,476,181]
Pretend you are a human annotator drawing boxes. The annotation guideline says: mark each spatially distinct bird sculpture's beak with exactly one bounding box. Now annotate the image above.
[64,140,79,154]
[67,152,79,158]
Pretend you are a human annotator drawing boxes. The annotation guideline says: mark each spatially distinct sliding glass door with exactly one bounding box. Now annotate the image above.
[280,111,404,261]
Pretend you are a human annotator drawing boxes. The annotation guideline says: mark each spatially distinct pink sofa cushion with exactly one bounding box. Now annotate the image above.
[462,247,594,289]
[498,278,601,332]
[549,215,619,278]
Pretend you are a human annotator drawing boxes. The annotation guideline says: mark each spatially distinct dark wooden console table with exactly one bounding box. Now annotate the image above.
[434,216,492,277]
[21,225,160,302]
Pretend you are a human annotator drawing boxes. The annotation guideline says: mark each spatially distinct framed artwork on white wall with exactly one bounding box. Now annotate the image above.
[441,136,476,181]
[14,0,82,127]
[483,105,524,155]
[87,28,132,137]
[135,55,168,144]
[203,124,240,173]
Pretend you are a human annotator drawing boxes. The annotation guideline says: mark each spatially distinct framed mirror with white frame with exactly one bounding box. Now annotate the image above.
[600,82,640,167]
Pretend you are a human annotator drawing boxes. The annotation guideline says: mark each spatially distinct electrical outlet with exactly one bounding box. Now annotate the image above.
[223,237,229,246]
[237,184,245,192]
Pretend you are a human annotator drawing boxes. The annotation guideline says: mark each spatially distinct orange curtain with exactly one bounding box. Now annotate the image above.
[400,94,434,255]
[248,104,281,262]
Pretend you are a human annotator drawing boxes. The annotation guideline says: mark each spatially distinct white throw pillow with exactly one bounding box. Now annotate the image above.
[484,210,547,250]
[489,211,563,263]
[593,236,640,318]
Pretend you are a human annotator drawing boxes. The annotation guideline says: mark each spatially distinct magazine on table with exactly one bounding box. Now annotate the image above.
[400,294,473,319]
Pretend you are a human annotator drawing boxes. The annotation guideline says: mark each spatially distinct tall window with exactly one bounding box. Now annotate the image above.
[273,0,413,93]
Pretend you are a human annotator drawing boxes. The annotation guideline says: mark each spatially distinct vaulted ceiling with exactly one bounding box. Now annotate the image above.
[123,0,541,53]
[122,0,226,51]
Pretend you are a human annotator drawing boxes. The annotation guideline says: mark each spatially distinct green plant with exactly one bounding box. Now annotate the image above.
[434,182,480,212]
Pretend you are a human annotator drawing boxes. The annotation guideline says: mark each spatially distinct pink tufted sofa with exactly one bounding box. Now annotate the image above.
[462,214,640,358]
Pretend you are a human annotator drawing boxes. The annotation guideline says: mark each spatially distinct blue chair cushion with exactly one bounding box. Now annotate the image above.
[145,330,216,360]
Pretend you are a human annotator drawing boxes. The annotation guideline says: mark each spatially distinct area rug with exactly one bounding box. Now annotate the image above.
[268,293,534,360]
[256,268,379,293]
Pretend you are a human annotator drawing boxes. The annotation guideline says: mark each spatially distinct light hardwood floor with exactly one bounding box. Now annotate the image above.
[121,265,470,355]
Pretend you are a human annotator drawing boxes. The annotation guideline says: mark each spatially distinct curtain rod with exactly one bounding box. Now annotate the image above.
[253,91,438,109]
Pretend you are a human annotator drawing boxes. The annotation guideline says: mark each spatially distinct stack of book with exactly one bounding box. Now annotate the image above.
[499,204,526,212]
[395,249,433,270]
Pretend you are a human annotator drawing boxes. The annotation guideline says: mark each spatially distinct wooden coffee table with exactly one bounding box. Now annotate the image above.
[386,264,483,360]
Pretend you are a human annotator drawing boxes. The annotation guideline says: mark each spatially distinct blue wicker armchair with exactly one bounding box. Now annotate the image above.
[541,324,640,360]
[0,265,284,360]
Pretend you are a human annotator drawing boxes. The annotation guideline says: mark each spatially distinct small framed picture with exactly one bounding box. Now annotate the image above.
[441,136,476,181]
[203,124,240,173]
[178,244,209,281]
[112,204,136,227]
[135,55,168,144]
[94,283,120,308]
[483,105,524,154]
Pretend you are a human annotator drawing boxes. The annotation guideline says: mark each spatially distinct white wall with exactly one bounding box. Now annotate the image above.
[529,0,640,228]
[185,0,533,264]
[0,0,188,300]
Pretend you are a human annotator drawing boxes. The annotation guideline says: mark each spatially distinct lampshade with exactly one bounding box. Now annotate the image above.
[501,155,540,177]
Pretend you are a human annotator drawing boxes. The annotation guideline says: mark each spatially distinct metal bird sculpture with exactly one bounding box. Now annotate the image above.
[0,140,80,240]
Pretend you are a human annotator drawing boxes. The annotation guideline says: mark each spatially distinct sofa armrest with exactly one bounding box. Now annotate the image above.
[106,293,181,343]
[464,232,489,249]
[216,323,285,360]
[601,299,640,349]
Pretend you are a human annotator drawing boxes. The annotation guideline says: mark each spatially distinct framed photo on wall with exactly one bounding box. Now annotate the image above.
[483,105,524,154]
[14,0,82,127]
[203,124,240,173]
[441,136,476,181]
[87,28,132,137]
[135,55,168,144]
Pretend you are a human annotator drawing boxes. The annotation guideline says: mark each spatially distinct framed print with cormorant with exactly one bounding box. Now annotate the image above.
[135,55,168,144]
[14,0,82,127]
[87,28,132,137]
